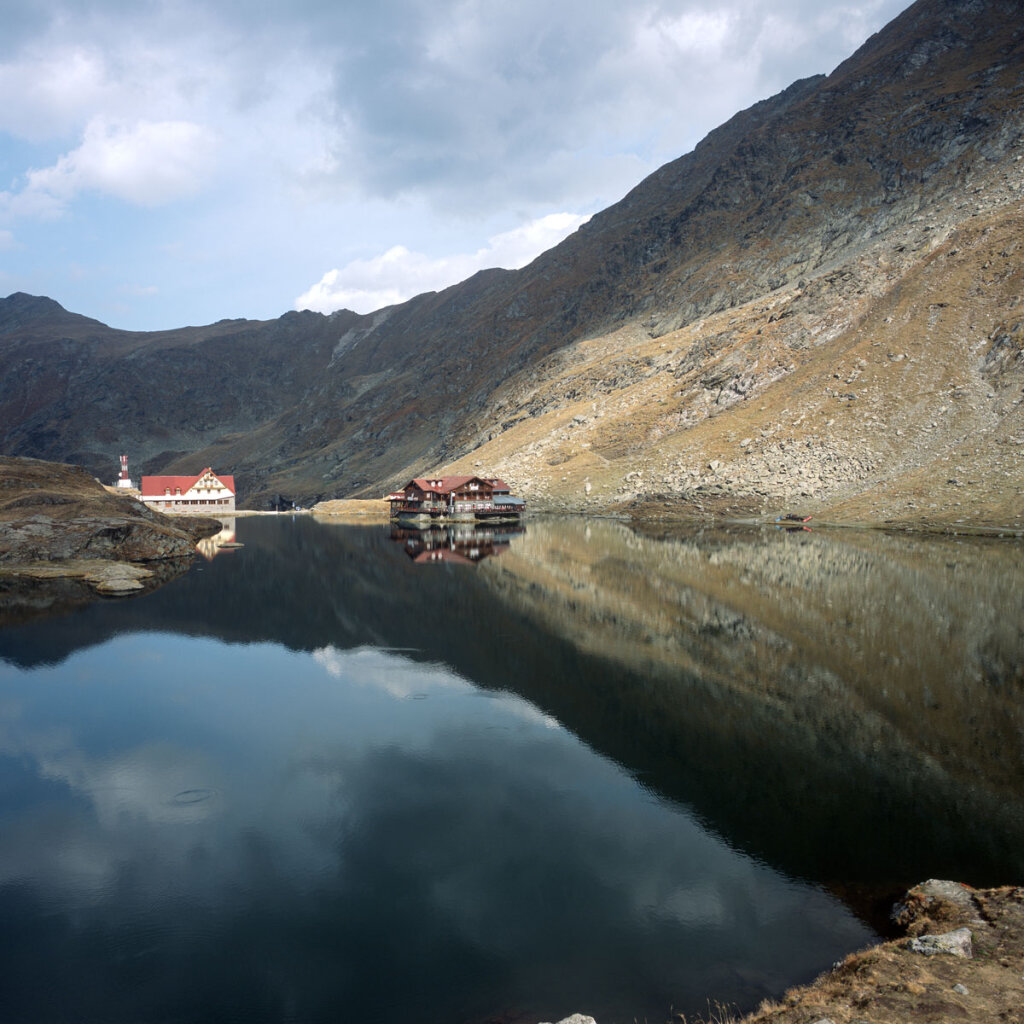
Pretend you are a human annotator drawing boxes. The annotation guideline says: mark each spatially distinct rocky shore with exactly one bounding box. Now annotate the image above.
[0,455,220,623]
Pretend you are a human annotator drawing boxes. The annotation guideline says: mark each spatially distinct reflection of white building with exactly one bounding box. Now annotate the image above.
[140,468,236,513]
[196,519,237,561]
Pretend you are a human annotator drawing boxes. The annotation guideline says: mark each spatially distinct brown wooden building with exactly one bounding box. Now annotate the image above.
[386,476,524,522]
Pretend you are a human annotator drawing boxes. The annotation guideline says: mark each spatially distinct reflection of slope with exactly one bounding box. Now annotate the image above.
[484,518,1024,793]
[477,517,1024,888]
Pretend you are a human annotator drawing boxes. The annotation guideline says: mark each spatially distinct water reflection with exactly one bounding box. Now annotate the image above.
[195,517,238,560]
[0,634,870,1024]
[392,522,525,563]
[1,517,1023,1022]
[481,519,1024,893]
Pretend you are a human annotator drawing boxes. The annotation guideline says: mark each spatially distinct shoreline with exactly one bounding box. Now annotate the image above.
[550,881,1024,1024]
[734,880,1024,1024]
[248,496,1024,538]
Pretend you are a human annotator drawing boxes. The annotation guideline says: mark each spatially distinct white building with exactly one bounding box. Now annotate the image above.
[139,468,236,513]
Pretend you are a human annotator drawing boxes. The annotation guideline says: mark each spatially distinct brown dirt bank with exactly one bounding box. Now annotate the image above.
[622,493,1024,537]
[311,498,392,522]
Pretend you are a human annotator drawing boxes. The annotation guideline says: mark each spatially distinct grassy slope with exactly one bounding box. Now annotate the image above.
[440,189,1024,531]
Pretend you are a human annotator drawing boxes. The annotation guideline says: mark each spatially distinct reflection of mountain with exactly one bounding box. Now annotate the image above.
[478,521,1024,895]
[391,523,525,564]
[2,517,1023,914]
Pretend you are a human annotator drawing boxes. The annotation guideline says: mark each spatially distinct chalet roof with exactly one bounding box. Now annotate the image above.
[403,475,492,495]
[140,467,236,496]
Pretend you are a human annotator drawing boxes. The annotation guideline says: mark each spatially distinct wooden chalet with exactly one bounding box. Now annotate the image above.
[386,475,525,524]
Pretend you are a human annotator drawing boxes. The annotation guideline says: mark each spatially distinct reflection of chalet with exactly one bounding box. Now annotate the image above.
[140,468,236,513]
[392,523,525,564]
[386,476,525,524]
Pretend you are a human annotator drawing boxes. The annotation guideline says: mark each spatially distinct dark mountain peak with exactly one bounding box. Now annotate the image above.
[2,291,65,312]
[828,0,1023,88]
[0,292,107,335]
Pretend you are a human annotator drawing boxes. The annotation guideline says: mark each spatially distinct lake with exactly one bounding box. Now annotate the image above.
[1,516,1022,1024]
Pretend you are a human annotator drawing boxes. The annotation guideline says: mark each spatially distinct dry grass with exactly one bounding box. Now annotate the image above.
[311,498,391,522]
[672,1000,741,1024]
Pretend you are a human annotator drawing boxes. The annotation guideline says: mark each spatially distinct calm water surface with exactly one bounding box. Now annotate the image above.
[1,517,1022,1024]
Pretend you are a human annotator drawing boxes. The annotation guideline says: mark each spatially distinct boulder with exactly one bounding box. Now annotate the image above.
[907,926,974,959]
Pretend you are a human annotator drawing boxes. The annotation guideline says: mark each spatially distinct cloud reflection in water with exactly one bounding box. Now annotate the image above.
[0,630,872,1023]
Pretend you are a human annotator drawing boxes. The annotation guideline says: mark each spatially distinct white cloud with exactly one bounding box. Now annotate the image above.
[0,0,913,328]
[637,8,738,57]
[296,211,589,314]
[0,47,114,140]
[6,117,218,215]
[121,283,159,297]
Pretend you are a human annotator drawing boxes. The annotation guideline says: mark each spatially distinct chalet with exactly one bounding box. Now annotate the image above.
[140,468,236,513]
[386,475,525,524]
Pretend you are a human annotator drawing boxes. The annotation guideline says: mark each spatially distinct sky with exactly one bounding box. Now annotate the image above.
[0,0,912,332]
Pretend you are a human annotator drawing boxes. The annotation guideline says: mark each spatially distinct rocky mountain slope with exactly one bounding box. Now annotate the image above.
[1,0,1022,525]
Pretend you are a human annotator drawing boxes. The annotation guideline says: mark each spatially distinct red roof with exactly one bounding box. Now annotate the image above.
[140,468,235,497]
[403,475,492,496]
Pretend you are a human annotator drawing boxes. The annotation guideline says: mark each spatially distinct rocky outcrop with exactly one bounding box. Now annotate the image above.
[0,455,221,624]
[1,458,218,569]
[0,455,219,564]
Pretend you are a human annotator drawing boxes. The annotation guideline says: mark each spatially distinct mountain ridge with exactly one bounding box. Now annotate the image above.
[2,0,1022,526]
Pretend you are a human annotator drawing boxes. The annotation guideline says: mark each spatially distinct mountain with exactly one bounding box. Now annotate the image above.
[2,0,1022,525]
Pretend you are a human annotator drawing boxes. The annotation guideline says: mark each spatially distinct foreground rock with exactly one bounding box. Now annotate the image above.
[0,455,220,622]
[735,880,1024,1024]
